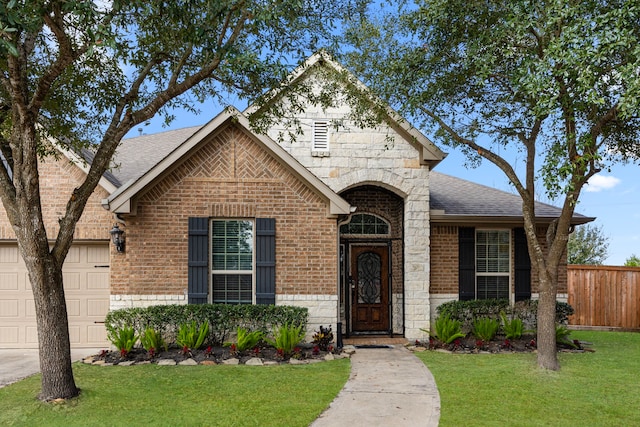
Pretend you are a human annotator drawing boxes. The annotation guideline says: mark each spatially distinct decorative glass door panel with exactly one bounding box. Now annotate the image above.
[351,245,389,332]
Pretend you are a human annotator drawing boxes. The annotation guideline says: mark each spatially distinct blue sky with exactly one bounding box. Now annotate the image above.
[135,98,639,266]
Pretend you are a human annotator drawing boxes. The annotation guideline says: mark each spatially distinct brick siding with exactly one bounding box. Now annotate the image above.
[430,224,568,296]
[0,155,113,240]
[110,123,338,298]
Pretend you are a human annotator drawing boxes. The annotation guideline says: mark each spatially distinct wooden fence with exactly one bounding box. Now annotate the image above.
[567,265,640,330]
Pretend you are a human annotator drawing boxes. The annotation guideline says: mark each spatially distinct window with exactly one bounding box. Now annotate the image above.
[312,120,329,152]
[211,219,253,304]
[475,230,510,299]
[340,213,390,235]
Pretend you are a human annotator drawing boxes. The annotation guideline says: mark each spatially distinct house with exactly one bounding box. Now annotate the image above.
[0,53,593,348]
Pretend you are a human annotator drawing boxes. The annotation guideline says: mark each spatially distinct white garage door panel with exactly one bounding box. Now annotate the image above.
[0,299,18,317]
[0,327,18,344]
[0,243,110,349]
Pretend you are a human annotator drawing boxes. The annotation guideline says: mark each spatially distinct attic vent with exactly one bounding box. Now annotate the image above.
[312,121,329,153]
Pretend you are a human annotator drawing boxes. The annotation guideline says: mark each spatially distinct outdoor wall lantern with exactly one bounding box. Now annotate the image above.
[109,224,125,253]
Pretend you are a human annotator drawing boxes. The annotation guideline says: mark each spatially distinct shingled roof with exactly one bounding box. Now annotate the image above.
[98,122,593,224]
[108,126,202,186]
[429,171,594,225]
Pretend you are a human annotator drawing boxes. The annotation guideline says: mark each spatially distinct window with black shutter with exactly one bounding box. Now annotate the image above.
[188,217,275,305]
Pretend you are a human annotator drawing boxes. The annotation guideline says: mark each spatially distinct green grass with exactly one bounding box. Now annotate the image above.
[416,331,640,426]
[0,359,349,427]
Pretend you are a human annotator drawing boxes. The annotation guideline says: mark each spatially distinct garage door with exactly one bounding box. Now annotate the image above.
[0,243,110,349]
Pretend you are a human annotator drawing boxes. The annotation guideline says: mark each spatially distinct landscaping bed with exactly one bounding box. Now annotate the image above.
[86,342,349,366]
[408,335,594,354]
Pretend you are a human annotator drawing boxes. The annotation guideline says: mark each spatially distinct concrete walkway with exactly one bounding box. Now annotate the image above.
[1,346,441,426]
[0,348,101,388]
[311,346,440,427]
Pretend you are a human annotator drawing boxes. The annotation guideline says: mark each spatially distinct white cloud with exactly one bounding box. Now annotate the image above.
[585,175,621,192]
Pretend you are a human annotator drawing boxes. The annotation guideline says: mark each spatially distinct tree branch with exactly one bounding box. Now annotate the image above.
[54,7,253,260]
[30,5,89,114]
[417,104,531,203]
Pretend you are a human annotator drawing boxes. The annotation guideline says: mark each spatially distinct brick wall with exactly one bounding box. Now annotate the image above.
[429,225,458,294]
[430,224,569,296]
[0,154,113,241]
[110,123,338,298]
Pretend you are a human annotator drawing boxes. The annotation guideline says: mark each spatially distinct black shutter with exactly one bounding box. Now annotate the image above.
[255,218,276,305]
[459,227,476,301]
[188,217,209,304]
[514,227,531,301]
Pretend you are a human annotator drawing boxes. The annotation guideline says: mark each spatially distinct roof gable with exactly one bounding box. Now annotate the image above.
[103,107,350,217]
[244,51,447,168]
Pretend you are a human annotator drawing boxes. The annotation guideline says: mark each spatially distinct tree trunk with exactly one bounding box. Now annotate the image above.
[536,274,559,370]
[27,253,79,401]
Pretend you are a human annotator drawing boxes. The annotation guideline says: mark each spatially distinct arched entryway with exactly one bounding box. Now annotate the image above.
[339,185,404,336]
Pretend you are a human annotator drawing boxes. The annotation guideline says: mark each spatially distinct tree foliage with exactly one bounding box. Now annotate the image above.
[624,255,640,267]
[0,0,362,400]
[567,224,610,265]
[343,0,640,370]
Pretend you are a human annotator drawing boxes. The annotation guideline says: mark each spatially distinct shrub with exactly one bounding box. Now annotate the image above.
[267,323,306,357]
[107,325,137,358]
[140,327,167,354]
[104,304,308,347]
[472,317,500,342]
[234,327,264,352]
[433,314,466,344]
[436,299,574,333]
[176,321,209,350]
[500,312,525,340]
[311,325,334,351]
[437,299,510,333]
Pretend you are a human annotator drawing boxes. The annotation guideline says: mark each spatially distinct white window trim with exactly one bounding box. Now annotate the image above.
[210,218,256,304]
[475,229,511,300]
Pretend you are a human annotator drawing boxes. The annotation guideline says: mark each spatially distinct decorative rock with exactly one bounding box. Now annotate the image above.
[157,359,177,366]
[341,345,357,355]
[263,361,279,366]
[100,362,114,366]
[434,349,452,354]
[412,347,427,352]
[323,353,335,361]
[137,361,151,365]
[288,358,307,365]
[179,358,198,366]
[222,358,239,365]
[83,357,94,364]
[200,360,217,366]
[118,361,135,366]
[334,353,349,359]
[245,358,263,366]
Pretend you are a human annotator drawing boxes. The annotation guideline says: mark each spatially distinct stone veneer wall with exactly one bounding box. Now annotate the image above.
[266,98,432,340]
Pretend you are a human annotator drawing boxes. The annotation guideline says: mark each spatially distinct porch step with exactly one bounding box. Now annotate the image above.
[342,336,409,346]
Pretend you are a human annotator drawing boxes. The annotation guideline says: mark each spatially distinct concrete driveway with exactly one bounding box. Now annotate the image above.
[0,348,101,388]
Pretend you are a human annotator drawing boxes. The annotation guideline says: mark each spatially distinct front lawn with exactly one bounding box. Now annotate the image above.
[0,359,349,427]
[417,330,640,426]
